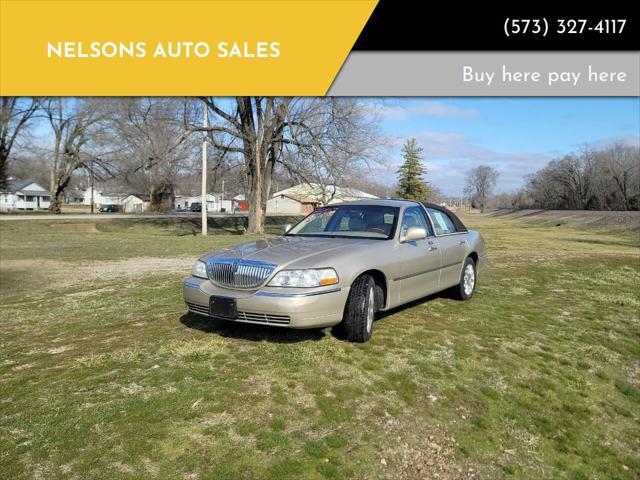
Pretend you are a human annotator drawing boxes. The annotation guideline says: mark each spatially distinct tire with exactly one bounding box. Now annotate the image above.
[340,274,376,342]
[452,257,476,300]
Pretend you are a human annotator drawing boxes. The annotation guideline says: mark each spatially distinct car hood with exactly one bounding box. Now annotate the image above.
[201,235,377,270]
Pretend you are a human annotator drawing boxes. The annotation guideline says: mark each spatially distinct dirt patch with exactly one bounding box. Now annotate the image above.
[0,256,193,293]
[80,256,193,280]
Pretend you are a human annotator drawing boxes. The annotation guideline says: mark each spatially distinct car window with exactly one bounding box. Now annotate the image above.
[427,208,456,235]
[400,206,431,238]
[288,205,399,239]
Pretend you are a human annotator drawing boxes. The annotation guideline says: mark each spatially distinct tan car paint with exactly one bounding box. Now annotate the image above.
[183,199,486,329]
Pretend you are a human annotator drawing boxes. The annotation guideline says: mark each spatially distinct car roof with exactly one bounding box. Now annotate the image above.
[322,199,469,232]
[328,198,422,208]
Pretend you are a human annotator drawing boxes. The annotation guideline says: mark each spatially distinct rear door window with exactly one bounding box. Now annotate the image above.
[427,208,456,235]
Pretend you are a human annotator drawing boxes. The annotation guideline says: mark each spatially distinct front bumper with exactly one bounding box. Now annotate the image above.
[182,276,350,329]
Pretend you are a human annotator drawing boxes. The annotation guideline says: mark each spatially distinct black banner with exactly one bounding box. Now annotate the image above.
[354,2,639,51]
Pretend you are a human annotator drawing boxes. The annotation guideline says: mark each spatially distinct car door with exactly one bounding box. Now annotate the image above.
[396,206,443,303]
[426,208,468,288]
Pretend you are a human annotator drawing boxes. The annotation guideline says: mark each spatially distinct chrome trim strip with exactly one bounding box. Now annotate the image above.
[393,261,460,281]
[206,257,278,267]
[255,288,342,298]
[184,280,201,289]
[432,232,468,237]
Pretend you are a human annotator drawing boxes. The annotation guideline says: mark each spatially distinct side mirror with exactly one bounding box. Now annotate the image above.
[282,224,292,234]
[401,226,427,243]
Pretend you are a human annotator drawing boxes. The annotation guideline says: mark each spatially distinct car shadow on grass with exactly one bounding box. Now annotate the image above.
[180,289,461,343]
[180,312,326,343]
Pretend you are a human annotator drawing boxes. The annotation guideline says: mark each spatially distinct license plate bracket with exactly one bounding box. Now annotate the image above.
[209,296,237,319]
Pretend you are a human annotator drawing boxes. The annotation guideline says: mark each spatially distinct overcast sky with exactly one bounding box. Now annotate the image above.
[366,97,640,196]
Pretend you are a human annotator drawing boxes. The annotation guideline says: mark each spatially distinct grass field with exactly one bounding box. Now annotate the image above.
[1,213,639,479]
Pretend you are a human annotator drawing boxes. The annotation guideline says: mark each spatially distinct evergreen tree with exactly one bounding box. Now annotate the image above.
[396,138,430,200]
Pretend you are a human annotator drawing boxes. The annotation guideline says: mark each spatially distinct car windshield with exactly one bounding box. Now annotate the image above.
[287,205,399,239]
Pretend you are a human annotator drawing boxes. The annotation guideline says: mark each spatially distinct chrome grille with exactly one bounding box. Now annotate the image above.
[237,311,291,325]
[186,303,291,326]
[206,258,277,289]
[186,302,209,316]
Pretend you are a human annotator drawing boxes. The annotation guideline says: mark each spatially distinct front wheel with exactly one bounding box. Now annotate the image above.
[340,274,376,342]
[452,257,476,300]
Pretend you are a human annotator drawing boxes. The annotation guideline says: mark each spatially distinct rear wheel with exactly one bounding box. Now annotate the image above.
[452,257,476,300]
[340,274,376,342]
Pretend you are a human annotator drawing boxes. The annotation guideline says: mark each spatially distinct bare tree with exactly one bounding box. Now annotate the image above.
[0,97,38,189]
[191,97,380,234]
[5,153,50,189]
[343,172,394,198]
[464,165,499,213]
[601,143,640,211]
[111,98,197,211]
[41,98,112,213]
[526,143,639,211]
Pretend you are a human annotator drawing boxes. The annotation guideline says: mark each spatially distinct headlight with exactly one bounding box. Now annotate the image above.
[268,268,338,288]
[192,260,208,279]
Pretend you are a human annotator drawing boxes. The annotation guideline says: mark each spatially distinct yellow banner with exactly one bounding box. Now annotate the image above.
[0,0,377,96]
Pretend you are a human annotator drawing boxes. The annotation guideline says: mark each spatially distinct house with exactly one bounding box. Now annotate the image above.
[0,180,51,211]
[267,193,319,215]
[122,194,150,213]
[232,194,249,212]
[174,193,222,212]
[82,187,127,208]
[266,183,377,215]
[64,189,85,204]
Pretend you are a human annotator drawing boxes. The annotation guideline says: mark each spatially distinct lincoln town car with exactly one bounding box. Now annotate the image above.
[183,199,486,342]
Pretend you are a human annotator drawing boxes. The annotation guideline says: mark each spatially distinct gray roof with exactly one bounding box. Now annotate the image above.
[3,179,31,192]
[1,180,50,195]
[20,190,51,196]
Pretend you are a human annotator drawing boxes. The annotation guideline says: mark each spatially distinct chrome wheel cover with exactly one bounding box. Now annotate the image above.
[366,286,375,333]
[463,264,475,296]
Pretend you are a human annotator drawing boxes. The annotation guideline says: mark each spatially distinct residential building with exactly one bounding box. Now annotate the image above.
[122,194,150,213]
[64,189,85,204]
[267,193,319,215]
[82,187,127,208]
[232,194,249,212]
[0,180,51,211]
[174,193,222,212]
[266,183,377,215]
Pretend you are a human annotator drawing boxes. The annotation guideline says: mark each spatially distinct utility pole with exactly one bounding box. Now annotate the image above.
[90,158,94,214]
[201,104,208,236]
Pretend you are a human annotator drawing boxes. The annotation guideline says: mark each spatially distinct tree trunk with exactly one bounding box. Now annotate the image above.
[49,132,62,213]
[0,146,8,190]
[149,183,174,212]
[247,190,264,234]
[49,172,71,214]
[246,164,264,234]
[260,150,275,227]
[49,189,64,214]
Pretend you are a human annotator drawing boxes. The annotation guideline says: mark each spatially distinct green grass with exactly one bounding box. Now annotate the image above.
[1,213,639,479]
